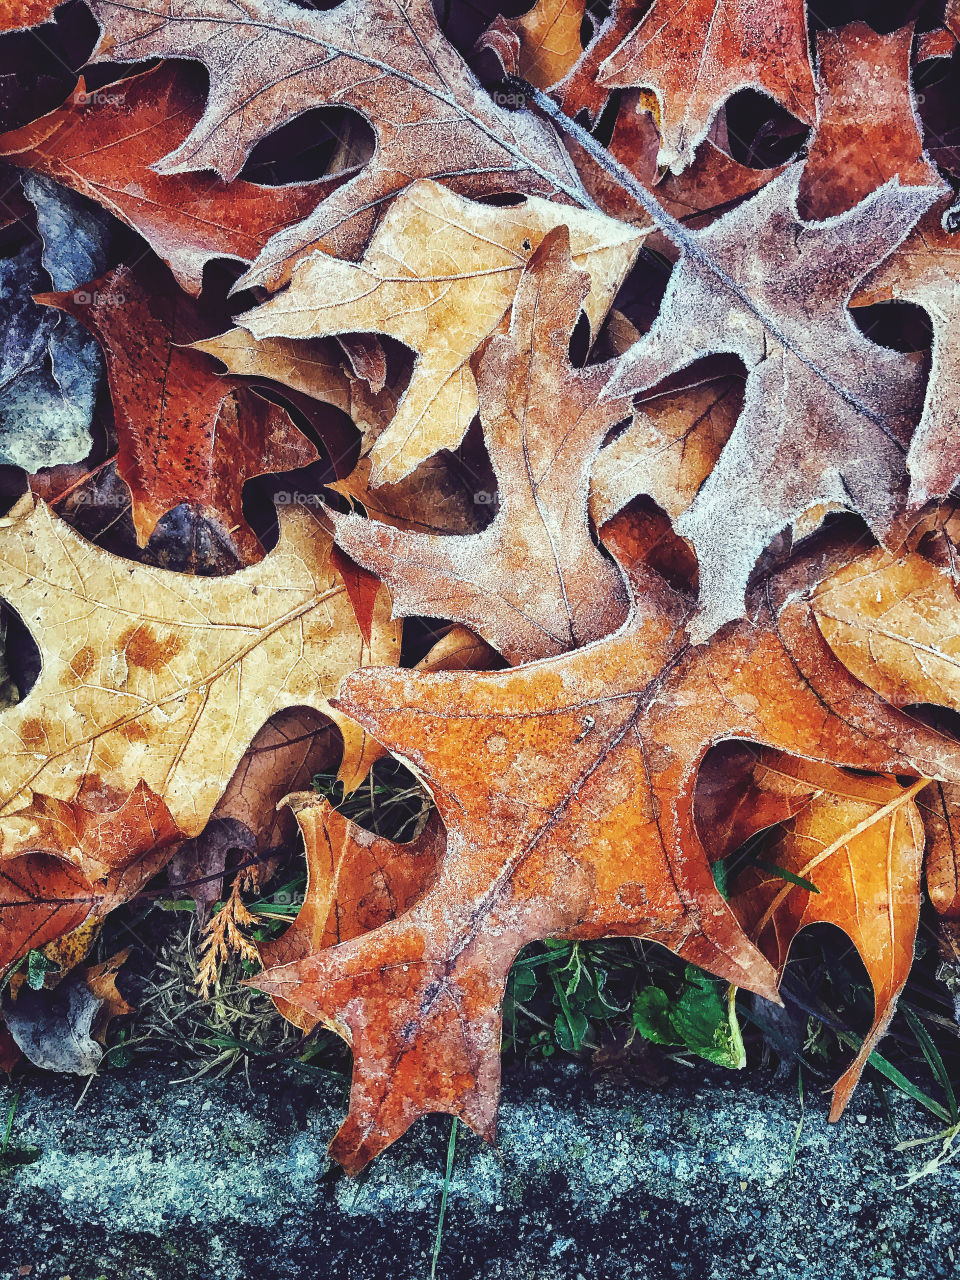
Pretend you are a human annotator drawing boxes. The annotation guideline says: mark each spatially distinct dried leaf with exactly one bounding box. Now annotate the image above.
[0,2,59,34]
[0,65,349,296]
[86,0,589,289]
[729,757,927,1120]
[854,203,960,508]
[330,228,631,663]
[41,258,318,557]
[599,0,816,173]
[254,520,960,1172]
[476,0,586,90]
[606,166,941,638]
[260,793,444,1032]
[0,495,400,848]
[237,180,644,484]
[798,22,939,222]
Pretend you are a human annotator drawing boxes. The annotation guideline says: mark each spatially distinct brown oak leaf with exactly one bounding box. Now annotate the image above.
[475,0,586,91]
[798,22,940,222]
[85,0,589,290]
[0,2,59,33]
[0,65,349,296]
[854,203,960,508]
[605,165,941,638]
[329,227,631,663]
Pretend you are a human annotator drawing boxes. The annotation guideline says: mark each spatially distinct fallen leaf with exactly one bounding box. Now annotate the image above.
[0,2,59,33]
[0,64,351,296]
[729,756,927,1120]
[589,374,742,527]
[237,180,644,484]
[605,165,941,638]
[41,258,318,557]
[260,792,445,1032]
[811,543,960,714]
[86,0,589,290]
[854,203,960,508]
[0,494,400,848]
[254,519,960,1171]
[552,0,648,120]
[599,0,816,173]
[921,782,960,919]
[476,0,586,90]
[330,227,631,663]
[798,23,940,222]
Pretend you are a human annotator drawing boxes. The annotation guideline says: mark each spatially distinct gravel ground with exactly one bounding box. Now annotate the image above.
[0,1060,958,1279]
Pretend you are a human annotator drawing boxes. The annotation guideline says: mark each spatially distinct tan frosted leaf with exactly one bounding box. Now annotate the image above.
[237,180,645,485]
[729,757,927,1120]
[812,546,960,712]
[329,228,632,663]
[477,0,586,89]
[85,0,588,290]
[921,782,960,919]
[590,375,742,526]
[191,328,397,446]
[854,203,960,508]
[0,497,400,845]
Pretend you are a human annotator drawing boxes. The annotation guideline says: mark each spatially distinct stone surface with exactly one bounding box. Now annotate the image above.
[0,1061,958,1278]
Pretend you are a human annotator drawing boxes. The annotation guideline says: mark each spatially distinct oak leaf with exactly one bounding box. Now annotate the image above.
[0,494,400,850]
[254,518,960,1172]
[85,0,589,290]
[237,180,644,484]
[41,258,318,558]
[0,2,59,33]
[0,65,350,296]
[728,755,927,1120]
[330,228,631,663]
[476,0,586,91]
[260,793,444,1033]
[599,0,816,173]
[854,204,960,508]
[0,780,183,972]
[798,22,939,222]
[606,166,941,638]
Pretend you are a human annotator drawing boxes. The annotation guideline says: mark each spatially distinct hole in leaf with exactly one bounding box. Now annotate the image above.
[0,600,40,702]
[238,106,374,186]
[850,300,933,353]
[722,90,810,169]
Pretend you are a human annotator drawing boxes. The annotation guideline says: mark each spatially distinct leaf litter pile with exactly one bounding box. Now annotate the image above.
[1,0,960,1176]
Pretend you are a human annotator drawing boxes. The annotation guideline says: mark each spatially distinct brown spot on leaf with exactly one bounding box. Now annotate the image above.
[119,625,185,673]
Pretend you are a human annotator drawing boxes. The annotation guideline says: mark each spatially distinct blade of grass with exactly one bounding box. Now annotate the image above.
[902,1006,959,1124]
[429,1118,458,1280]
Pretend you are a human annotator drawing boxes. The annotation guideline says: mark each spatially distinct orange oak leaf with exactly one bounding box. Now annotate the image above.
[329,228,631,663]
[85,0,588,291]
[798,23,940,222]
[260,793,445,1033]
[599,0,816,173]
[854,203,960,508]
[0,780,184,972]
[728,755,927,1120]
[605,166,941,638]
[254,522,960,1172]
[0,2,59,33]
[40,259,318,558]
[0,65,351,297]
